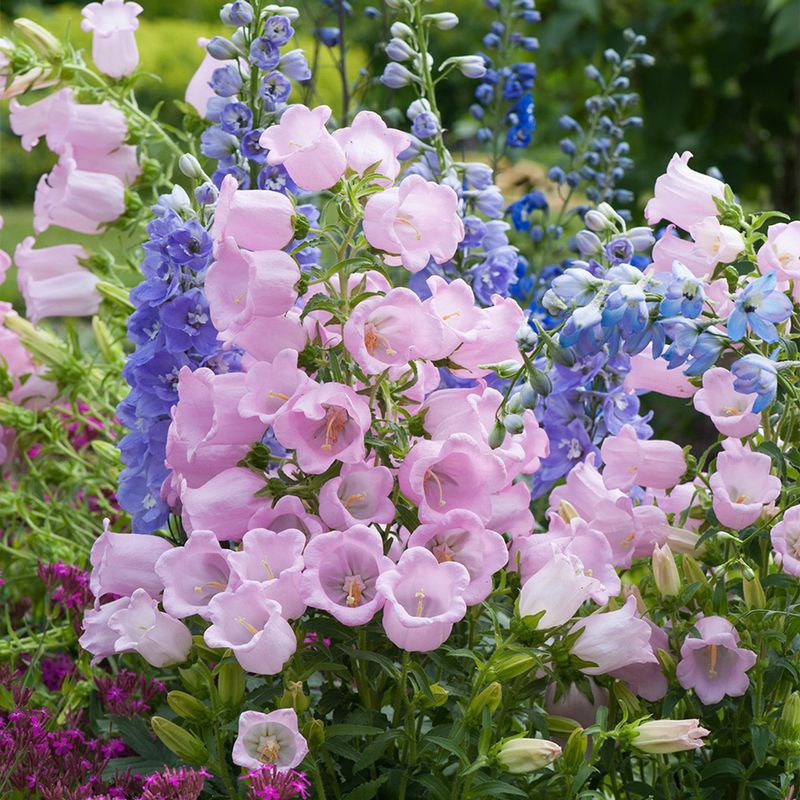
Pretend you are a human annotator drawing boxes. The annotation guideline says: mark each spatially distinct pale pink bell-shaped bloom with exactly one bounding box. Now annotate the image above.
[14,237,100,324]
[318,462,396,530]
[9,88,72,150]
[72,143,140,184]
[676,615,757,704]
[770,506,800,577]
[205,237,300,341]
[644,151,726,232]
[704,278,735,319]
[343,287,448,373]
[232,709,308,771]
[648,224,714,279]
[0,304,38,384]
[81,0,143,79]
[693,367,760,438]
[363,174,464,272]
[227,527,306,619]
[757,221,800,282]
[624,344,697,398]
[545,680,608,729]
[236,312,308,365]
[79,596,131,665]
[422,276,486,353]
[248,495,324,539]
[0,218,8,283]
[205,581,297,674]
[272,382,371,474]
[185,38,227,116]
[300,524,393,626]
[238,349,308,425]
[610,618,670,701]
[549,453,625,520]
[89,521,173,599]
[407,509,508,605]
[518,547,600,629]
[332,110,410,183]
[33,150,125,234]
[108,588,192,667]
[154,530,232,621]
[689,216,744,265]
[376,546,470,652]
[181,467,266,540]
[632,719,710,754]
[212,174,295,253]
[260,104,347,192]
[489,481,535,538]
[398,433,507,523]
[710,438,781,529]
[569,596,658,676]
[165,367,265,489]
[449,294,526,378]
[600,424,686,491]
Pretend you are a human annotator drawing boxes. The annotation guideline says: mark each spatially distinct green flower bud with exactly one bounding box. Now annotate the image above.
[682,555,707,587]
[151,716,209,765]
[304,718,325,749]
[652,543,681,598]
[613,680,641,719]
[95,281,134,312]
[217,662,245,708]
[517,382,538,409]
[292,212,311,241]
[527,367,552,396]
[742,575,766,610]
[490,653,537,682]
[562,727,588,773]
[178,153,204,180]
[167,690,211,723]
[777,693,800,756]
[467,682,502,721]
[14,19,61,59]
[488,421,506,449]
[503,414,525,435]
[278,680,311,713]
[178,664,209,697]
[415,682,449,709]
[92,317,124,365]
[545,715,582,736]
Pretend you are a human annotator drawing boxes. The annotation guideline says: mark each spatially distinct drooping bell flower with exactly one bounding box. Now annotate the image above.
[108,588,192,667]
[610,618,670,701]
[79,596,131,664]
[689,216,744,265]
[300,524,393,626]
[318,462,396,530]
[600,424,686,491]
[376,546,470,652]
[496,738,562,774]
[676,615,757,704]
[771,506,800,577]
[205,581,297,674]
[232,709,309,771]
[649,224,714,279]
[248,494,324,539]
[227,527,306,619]
[692,367,760,438]
[238,348,309,425]
[259,104,347,192]
[331,110,409,184]
[632,719,710,754]
[406,509,508,605]
[154,530,232,620]
[757,221,800,282]
[272,382,372,474]
[185,38,227,116]
[363,174,464,272]
[80,0,143,79]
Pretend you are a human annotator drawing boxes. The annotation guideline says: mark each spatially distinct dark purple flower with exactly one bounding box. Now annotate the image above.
[165,221,213,271]
[259,70,292,108]
[220,101,254,136]
[160,289,219,354]
[256,163,297,194]
[241,128,268,162]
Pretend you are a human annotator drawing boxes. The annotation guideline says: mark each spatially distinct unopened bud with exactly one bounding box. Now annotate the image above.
[468,682,502,720]
[423,12,459,29]
[503,413,525,435]
[777,692,800,755]
[613,681,640,719]
[652,543,681,597]
[14,19,61,59]
[178,153,205,180]
[496,738,562,774]
[575,230,602,256]
[517,382,538,410]
[278,680,311,713]
[217,662,245,707]
[151,716,209,764]
[527,367,552,396]
[264,5,300,21]
[390,21,415,39]
[490,653,537,682]
[179,664,210,697]
[682,555,707,587]
[304,718,325,748]
[631,719,709,754]
[416,683,449,709]
[490,359,523,379]
[584,209,610,232]
[742,575,766,610]
[489,420,506,449]
[206,35,240,60]
[515,323,538,351]
[167,690,211,723]
[562,727,588,773]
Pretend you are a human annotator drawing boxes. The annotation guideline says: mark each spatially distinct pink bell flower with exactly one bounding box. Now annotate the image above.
[14,237,100,324]
[185,38,227,116]
[236,311,308,365]
[770,506,800,577]
[165,367,265,489]
[676,615,757,704]
[79,596,131,665]
[238,348,309,425]
[206,581,297,674]
[227,528,306,619]
[757,221,800,282]
[398,433,507,523]
[710,439,781,529]
[600,424,686,491]
[363,174,464,272]
[232,709,308,771]
[489,481,535,539]
[300,524,394,626]
[644,151,726,232]
[89,520,173,599]
[376,546,470,652]
[206,237,300,341]
[343,287,448,373]
[624,344,697,398]
[407,509,508,605]
[108,588,192,667]
[689,216,744,265]
[272,382,371,474]
[632,719,710,754]
[318,462,396,530]
[154,530,233,621]
[211,174,295,253]
[81,0,143,79]
[422,276,486,353]
[259,104,347,192]
[693,367,760,438]
[518,547,600,629]
[331,110,410,184]
[569,596,658,676]
[649,224,714,279]
[9,88,73,151]
[33,149,125,234]
[610,618,670,701]
[181,467,266,540]
[248,494,324,539]
[545,680,608,729]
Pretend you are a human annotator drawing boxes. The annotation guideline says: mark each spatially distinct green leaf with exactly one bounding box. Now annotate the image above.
[345,649,399,679]
[111,715,164,760]
[412,774,450,800]
[342,775,389,800]
[352,729,403,773]
[750,723,772,766]
[325,724,385,738]
[701,758,746,781]
[470,779,529,798]
[421,734,469,765]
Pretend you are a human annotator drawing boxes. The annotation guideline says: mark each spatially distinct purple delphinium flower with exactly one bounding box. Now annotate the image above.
[259,70,292,109]
[164,220,212,271]
[411,112,439,139]
[220,101,254,136]
[263,15,294,46]
[250,36,281,70]
[727,270,793,343]
[209,64,243,96]
[676,616,757,704]
[731,353,778,412]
